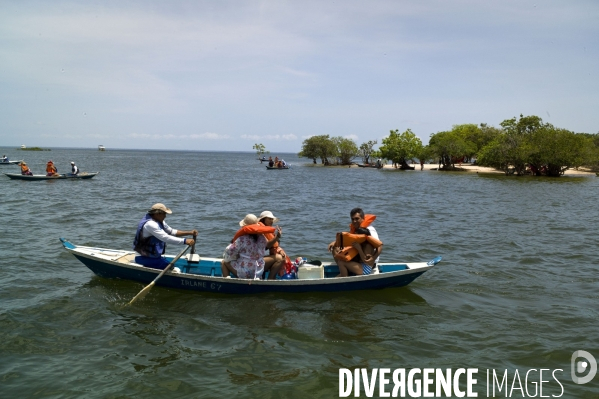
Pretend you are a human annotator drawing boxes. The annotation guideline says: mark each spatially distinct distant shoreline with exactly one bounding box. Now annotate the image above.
[345,162,595,176]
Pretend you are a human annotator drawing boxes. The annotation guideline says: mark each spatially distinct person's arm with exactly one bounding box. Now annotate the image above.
[266,226,282,249]
[144,221,187,245]
[327,240,337,252]
[352,242,368,262]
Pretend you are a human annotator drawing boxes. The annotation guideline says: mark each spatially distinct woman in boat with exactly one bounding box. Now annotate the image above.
[221,214,269,279]
[258,210,285,279]
[46,160,59,176]
[20,162,33,175]
[133,203,198,271]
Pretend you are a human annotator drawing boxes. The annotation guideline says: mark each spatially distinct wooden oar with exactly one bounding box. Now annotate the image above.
[126,244,190,306]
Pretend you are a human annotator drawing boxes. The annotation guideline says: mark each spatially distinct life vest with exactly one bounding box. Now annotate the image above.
[46,162,57,174]
[349,214,376,233]
[334,232,383,262]
[231,224,276,243]
[335,214,382,262]
[133,214,166,258]
[20,164,29,173]
[258,222,280,254]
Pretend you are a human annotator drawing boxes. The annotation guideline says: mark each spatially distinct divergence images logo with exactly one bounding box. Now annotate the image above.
[571,350,597,385]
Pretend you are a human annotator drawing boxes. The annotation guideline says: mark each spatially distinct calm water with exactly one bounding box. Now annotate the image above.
[1,149,598,398]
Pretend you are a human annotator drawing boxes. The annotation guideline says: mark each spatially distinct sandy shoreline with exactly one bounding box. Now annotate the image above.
[352,163,596,176]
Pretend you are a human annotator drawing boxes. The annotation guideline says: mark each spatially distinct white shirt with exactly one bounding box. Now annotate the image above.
[366,226,381,263]
[142,219,185,245]
[71,165,79,174]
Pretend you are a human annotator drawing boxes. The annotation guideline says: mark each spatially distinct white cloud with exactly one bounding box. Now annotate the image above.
[241,134,297,141]
[189,132,230,140]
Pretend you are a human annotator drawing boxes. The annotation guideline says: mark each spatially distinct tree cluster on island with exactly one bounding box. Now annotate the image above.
[297,114,599,177]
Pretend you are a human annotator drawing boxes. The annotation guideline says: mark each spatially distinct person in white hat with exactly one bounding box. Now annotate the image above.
[133,203,198,270]
[70,161,79,175]
[221,214,269,279]
[258,211,285,279]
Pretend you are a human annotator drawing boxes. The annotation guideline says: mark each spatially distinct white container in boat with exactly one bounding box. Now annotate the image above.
[298,264,324,280]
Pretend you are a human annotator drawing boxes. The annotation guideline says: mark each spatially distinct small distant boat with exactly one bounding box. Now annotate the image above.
[21,145,26,149]
[60,238,442,294]
[98,145,105,151]
[0,160,24,166]
[4,172,99,181]
[266,165,290,170]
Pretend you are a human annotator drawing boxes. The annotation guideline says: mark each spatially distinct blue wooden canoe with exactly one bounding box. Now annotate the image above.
[4,172,99,180]
[59,238,441,294]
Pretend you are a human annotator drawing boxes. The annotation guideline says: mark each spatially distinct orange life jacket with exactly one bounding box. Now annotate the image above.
[349,214,376,233]
[335,214,382,262]
[258,222,280,254]
[46,162,56,174]
[21,164,29,173]
[231,224,276,243]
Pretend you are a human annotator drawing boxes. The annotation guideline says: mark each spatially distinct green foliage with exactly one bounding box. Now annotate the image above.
[18,147,50,151]
[298,135,337,164]
[359,140,377,164]
[333,137,359,165]
[428,130,476,169]
[477,114,594,176]
[298,135,359,165]
[379,129,423,168]
[252,143,268,158]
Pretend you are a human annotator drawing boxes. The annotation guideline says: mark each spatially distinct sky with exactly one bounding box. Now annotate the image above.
[0,0,597,152]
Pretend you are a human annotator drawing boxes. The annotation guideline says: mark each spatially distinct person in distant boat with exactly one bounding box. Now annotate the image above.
[70,161,79,175]
[274,156,279,165]
[328,207,383,277]
[46,160,59,176]
[258,210,285,280]
[1,155,8,163]
[221,214,269,279]
[268,156,274,167]
[281,159,287,168]
[20,162,33,175]
[133,203,198,271]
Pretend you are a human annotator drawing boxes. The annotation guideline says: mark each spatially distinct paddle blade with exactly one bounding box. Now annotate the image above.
[126,281,155,306]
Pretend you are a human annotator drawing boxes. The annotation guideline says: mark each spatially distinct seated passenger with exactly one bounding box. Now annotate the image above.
[221,214,269,279]
[20,162,33,175]
[258,210,285,279]
[70,161,79,175]
[46,160,60,176]
[133,203,198,271]
[268,156,274,167]
[328,207,383,277]
[1,155,8,163]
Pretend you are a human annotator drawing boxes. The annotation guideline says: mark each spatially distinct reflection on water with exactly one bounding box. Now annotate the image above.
[1,149,598,397]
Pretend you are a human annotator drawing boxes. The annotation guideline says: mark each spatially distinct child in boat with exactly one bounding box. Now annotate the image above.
[20,162,33,175]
